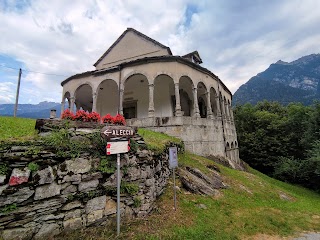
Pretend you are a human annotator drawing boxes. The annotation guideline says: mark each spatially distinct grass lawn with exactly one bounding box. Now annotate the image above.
[2,117,319,239]
[57,153,320,240]
[0,116,37,141]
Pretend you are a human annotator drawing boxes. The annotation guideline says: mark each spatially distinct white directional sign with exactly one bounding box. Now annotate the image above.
[106,141,130,155]
[169,147,178,169]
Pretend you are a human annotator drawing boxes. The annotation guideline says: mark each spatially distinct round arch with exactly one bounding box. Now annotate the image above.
[74,84,93,112]
[210,87,218,117]
[197,82,207,118]
[123,73,149,119]
[96,79,118,116]
[62,91,71,109]
[179,76,194,116]
[154,74,175,117]
[223,96,229,118]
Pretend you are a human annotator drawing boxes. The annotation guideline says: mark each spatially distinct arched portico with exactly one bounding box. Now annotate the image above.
[96,80,118,116]
[210,88,219,117]
[123,74,149,119]
[74,84,93,112]
[179,76,194,116]
[154,74,175,117]
[197,82,208,118]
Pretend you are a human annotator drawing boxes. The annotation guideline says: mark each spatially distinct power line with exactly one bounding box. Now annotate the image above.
[0,64,69,77]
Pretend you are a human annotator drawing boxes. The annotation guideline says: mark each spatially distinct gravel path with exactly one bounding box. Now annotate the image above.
[291,232,320,240]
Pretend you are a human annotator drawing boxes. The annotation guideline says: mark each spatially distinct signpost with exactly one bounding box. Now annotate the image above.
[169,147,178,210]
[100,126,135,236]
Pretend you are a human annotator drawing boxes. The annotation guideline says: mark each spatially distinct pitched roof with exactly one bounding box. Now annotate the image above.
[93,28,172,67]
[182,51,203,64]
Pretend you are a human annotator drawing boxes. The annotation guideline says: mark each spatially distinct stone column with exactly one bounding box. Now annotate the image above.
[225,102,230,120]
[70,97,75,113]
[193,87,200,118]
[206,91,213,119]
[229,106,234,123]
[60,100,65,118]
[119,84,124,115]
[174,83,182,116]
[216,96,221,117]
[148,84,155,117]
[92,92,97,113]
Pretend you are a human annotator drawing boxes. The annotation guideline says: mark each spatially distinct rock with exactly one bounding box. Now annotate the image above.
[104,199,117,216]
[1,227,35,240]
[62,174,81,184]
[9,168,31,186]
[145,178,155,187]
[64,209,82,220]
[58,158,91,177]
[78,179,99,192]
[86,196,106,213]
[87,209,104,225]
[63,217,83,230]
[11,146,30,152]
[68,158,91,174]
[0,175,6,184]
[186,167,226,189]
[36,213,64,221]
[34,223,60,239]
[279,191,295,201]
[177,168,219,196]
[62,201,83,211]
[35,166,55,185]
[82,172,103,181]
[0,184,8,195]
[0,187,34,207]
[34,182,61,200]
[127,167,141,181]
[30,198,64,212]
[62,185,77,195]
[197,203,207,209]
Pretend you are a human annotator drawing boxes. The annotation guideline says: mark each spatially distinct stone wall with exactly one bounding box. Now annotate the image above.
[0,126,175,240]
[127,116,232,157]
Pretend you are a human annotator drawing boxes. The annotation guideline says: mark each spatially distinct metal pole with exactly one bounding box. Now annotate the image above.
[117,153,121,236]
[173,168,176,211]
[14,68,22,117]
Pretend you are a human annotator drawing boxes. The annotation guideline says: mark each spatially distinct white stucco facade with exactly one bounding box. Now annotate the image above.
[61,28,239,163]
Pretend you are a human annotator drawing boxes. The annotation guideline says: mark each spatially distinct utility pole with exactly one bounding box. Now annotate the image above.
[14,68,22,118]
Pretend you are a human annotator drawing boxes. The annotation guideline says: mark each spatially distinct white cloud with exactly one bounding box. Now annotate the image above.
[0,82,15,103]
[0,0,320,103]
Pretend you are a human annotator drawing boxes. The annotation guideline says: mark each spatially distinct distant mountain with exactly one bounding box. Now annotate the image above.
[0,101,61,119]
[233,54,320,105]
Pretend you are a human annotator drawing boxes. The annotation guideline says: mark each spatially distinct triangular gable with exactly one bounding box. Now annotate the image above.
[94,28,172,69]
[182,51,203,64]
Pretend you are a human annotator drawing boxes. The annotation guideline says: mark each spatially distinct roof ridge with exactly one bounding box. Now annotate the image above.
[93,28,172,67]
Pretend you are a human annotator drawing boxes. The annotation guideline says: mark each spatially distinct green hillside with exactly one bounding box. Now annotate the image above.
[1,117,320,239]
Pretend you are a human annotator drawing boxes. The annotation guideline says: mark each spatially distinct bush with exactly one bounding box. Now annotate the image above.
[101,114,113,124]
[73,110,89,122]
[101,113,126,125]
[113,114,126,125]
[61,109,75,120]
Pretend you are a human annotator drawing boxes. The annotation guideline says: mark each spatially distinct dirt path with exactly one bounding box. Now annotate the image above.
[291,232,320,240]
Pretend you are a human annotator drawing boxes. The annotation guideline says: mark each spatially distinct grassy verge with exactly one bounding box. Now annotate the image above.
[137,128,183,153]
[58,152,320,240]
[0,116,37,141]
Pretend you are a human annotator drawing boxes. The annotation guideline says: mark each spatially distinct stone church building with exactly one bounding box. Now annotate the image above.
[61,28,239,164]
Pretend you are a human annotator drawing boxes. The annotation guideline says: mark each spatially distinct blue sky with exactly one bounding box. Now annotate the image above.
[0,0,319,104]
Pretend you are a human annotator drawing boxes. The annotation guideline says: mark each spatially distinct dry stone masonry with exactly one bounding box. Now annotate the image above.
[0,122,178,240]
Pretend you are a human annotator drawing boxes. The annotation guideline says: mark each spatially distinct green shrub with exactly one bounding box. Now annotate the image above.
[120,182,139,195]
[1,204,17,214]
[133,197,142,208]
[28,162,39,172]
[98,156,116,174]
[0,164,8,175]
